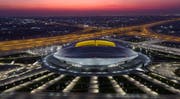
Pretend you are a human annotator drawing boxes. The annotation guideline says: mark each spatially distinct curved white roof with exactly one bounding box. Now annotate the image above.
[54,53,138,66]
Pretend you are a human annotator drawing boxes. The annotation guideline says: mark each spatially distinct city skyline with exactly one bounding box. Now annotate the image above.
[0,0,180,16]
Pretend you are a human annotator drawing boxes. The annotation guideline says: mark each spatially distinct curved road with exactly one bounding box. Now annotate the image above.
[0,18,179,52]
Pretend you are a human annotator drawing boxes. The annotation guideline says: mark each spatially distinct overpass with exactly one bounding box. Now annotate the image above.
[135,43,180,56]
[109,38,180,56]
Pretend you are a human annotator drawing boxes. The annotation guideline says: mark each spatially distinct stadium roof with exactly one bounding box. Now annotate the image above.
[75,40,116,47]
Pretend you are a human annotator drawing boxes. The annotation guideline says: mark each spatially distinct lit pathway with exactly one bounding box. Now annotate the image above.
[137,73,180,94]
[2,73,55,93]
[62,76,81,93]
[0,70,48,86]
[31,75,65,93]
[88,76,99,93]
[123,75,158,96]
[108,76,126,95]
[150,73,180,84]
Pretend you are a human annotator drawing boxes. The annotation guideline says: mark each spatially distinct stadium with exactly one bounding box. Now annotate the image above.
[43,39,150,76]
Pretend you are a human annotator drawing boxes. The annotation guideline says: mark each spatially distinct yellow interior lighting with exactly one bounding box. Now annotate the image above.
[75,40,116,47]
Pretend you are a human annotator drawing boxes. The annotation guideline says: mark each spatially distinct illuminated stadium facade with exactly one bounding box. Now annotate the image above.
[43,40,151,76]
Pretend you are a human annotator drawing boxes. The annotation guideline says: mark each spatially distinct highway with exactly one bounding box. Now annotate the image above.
[0,18,180,52]
[108,37,180,56]
[136,43,180,56]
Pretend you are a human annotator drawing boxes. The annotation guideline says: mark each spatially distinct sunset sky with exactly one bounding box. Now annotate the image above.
[0,0,180,16]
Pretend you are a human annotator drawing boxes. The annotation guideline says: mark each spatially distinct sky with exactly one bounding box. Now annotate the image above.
[0,0,180,16]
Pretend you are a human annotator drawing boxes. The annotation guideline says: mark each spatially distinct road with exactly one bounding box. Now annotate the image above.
[109,37,180,56]
[0,18,180,52]
[136,43,180,56]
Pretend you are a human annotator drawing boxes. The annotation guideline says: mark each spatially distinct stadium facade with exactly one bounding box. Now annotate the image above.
[43,40,150,76]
